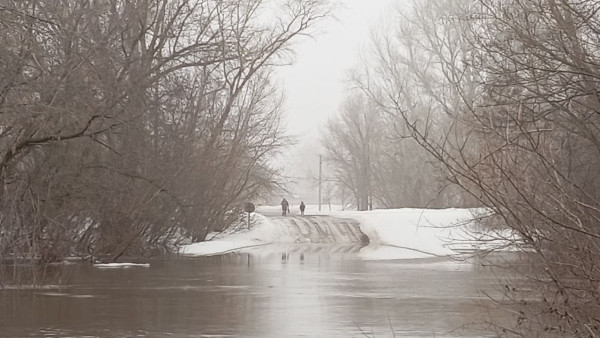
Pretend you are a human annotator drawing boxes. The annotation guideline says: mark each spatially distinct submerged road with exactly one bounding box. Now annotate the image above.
[264,214,369,244]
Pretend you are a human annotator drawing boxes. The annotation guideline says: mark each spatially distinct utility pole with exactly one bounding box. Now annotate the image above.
[318,155,322,211]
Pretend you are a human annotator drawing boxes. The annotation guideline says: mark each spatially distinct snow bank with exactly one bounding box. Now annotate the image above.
[180,207,515,260]
[179,213,293,256]
[93,263,150,268]
[327,208,494,259]
[255,204,351,216]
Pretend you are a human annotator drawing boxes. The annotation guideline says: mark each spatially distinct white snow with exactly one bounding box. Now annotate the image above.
[180,207,517,260]
[93,263,150,268]
[255,204,350,216]
[180,213,292,256]
[40,292,96,298]
[327,208,514,259]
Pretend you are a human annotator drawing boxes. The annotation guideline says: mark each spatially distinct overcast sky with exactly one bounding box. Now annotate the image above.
[274,0,397,180]
[277,0,396,140]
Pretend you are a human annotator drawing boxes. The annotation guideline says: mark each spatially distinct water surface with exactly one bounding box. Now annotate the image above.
[0,245,511,337]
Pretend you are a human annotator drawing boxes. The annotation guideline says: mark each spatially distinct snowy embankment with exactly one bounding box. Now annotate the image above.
[93,263,151,268]
[180,206,517,260]
[325,208,514,259]
[180,213,295,256]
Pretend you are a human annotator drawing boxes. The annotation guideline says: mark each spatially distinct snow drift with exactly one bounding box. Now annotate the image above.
[180,207,514,260]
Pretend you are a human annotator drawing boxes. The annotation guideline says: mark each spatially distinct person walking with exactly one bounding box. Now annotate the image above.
[281,198,289,216]
[299,201,306,216]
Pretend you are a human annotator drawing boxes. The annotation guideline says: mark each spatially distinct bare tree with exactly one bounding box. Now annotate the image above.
[0,0,331,272]
[321,85,458,209]
[359,0,600,334]
[321,92,380,210]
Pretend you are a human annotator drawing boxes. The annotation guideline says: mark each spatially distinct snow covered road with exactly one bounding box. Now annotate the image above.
[180,207,517,259]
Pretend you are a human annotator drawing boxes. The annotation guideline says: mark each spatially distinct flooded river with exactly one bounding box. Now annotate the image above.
[0,245,512,337]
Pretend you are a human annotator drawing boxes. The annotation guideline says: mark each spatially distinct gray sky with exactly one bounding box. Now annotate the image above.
[273,0,397,196]
[277,0,395,141]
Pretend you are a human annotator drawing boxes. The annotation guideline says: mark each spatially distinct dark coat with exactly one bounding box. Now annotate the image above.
[281,199,289,210]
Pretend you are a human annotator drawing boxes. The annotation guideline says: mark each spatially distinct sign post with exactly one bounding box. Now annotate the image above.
[243,202,255,229]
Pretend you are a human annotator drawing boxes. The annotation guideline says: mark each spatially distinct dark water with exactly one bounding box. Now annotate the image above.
[0,245,512,337]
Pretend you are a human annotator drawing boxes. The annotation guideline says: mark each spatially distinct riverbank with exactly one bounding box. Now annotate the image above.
[180,207,518,259]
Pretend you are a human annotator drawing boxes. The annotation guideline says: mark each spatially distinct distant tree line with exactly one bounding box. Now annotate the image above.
[0,0,329,266]
[322,90,467,210]
[323,0,600,334]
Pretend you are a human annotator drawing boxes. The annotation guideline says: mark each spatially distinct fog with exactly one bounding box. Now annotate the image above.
[275,0,397,202]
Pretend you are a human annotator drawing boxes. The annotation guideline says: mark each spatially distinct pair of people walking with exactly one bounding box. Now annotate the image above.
[280,199,306,216]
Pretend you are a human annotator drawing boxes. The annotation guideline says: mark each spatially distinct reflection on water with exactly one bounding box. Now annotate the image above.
[0,245,512,337]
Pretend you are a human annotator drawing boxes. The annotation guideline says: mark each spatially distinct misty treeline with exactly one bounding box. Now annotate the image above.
[324,0,600,335]
[321,91,467,210]
[0,0,328,265]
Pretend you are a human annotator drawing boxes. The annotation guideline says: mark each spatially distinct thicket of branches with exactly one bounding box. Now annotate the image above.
[0,0,328,268]
[321,90,459,209]
[347,0,600,335]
